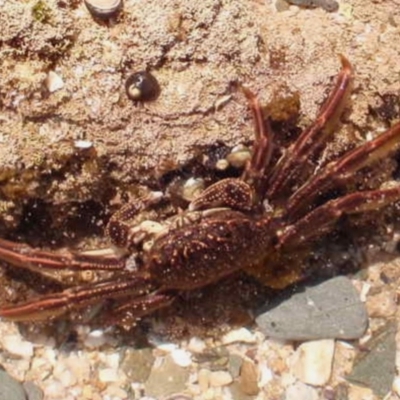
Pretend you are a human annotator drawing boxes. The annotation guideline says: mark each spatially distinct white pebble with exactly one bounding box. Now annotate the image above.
[84,329,107,348]
[222,327,256,344]
[74,140,93,150]
[209,371,233,387]
[171,348,192,367]
[286,381,319,400]
[46,71,64,92]
[291,339,335,386]
[1,334,34,358]
[187,337,206,353]
[393,376,400,396]
[198,369,211,391]
[99,368,119,383]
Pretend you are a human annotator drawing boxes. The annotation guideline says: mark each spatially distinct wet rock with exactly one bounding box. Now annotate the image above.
[256,277,368,340]
[222,328,256,345]
[346,321,396,398]
[291,339,335,386]
[22,382,44,400]
[284,0,339,12]
[228,354,243,379]
[229,381,257,400]
[366,290,397,318]
[239,359,259,395]
[0,369,26,400]
[121,347,155,383]
[145,355,190,398]
[208,370,233,387]
[285,381,319,400]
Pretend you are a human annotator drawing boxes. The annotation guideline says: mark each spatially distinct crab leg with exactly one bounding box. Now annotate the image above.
[278,185,400,248]
[240,86,275,193]
[0,276,156,321]
[267,55,353,199]
[189,87,275,212]
[286,120,400,220]
[105,191,163,248]
[0,238,126,272]
[107,293,175,323]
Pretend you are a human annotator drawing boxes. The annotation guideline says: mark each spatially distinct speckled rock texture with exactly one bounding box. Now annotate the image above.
[1,0,400,399]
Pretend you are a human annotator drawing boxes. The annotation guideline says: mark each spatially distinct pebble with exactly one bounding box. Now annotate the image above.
[45,71,64,93]
[98,368,119,383]
[291,339,335,386]
[285,381,319,400]
[171,349,192,367]
[208,371,233,387]
[256,276,368,340]
[346,321,396,398]
[0,369,27,400]
[284,0,339,11]
[145,355,190,398]
[187,337,206,353]
[239,359,259,395]
[84,0,122,20]
[198,369,211,391]
[228,354,243,379]
[121,348,155,383]
[365,290,397,318]
[1,334,34,358]
[23,382,44,400]
[222,328,256,345]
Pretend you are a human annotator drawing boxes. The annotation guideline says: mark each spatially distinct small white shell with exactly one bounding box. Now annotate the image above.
[84,0,123,20]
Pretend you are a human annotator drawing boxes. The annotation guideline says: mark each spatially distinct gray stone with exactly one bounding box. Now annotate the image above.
[22,382,43,400]
[346,321,396,398]
[256,276,368,340]
[0,369,26,400]
[145,355,190,398]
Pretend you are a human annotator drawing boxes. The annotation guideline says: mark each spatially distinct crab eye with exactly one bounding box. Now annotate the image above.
[125,71,160,102]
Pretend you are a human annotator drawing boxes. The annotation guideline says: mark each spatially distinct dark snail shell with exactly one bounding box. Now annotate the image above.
[84,0,123,20]
[125,71,160,102]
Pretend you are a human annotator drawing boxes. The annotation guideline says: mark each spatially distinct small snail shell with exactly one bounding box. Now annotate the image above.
[125,71,160,102]
[84,0,123,20]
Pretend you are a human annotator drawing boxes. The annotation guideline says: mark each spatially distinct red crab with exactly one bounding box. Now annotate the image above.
[1,56,400,323]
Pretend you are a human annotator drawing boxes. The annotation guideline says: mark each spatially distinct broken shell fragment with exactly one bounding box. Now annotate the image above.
[84,0,123,20]
[125,71,160,102]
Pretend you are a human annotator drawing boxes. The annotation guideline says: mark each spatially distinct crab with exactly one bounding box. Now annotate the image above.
[1,55,400,324]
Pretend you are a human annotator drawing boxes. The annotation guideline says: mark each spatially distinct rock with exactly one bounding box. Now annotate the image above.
[291,339,335,386]
[285,381,319,400]
[1,334,34,359]
[239,359,259,395]
[365,290,397,318]
[171,349,192,367]
[208,371,233,387]
[23,382,44,400]
[229,381,257,400]
[145,355,190,398]
[346,321,396,398]
[121,348,155,383]
[222,328,256,345]
[0,369,26,400]
[256,276,368,340]
[228,354,243,379]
